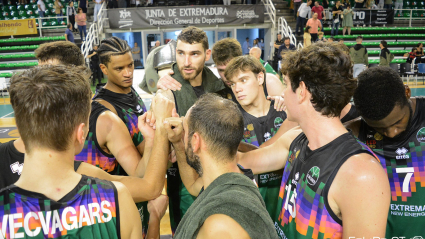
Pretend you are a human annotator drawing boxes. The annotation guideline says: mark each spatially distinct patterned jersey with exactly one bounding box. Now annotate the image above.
[240,101,287,220]
[275,132,376,239]
[92,86,149,238]
[75,101,119,174]
[0,175,119,239]
[357,97,425,238]
[93,86,147,147]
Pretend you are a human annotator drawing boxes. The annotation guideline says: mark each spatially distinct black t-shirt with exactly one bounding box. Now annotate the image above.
[274,38,284,54]
[332,6,343,20]
[322,0,328,8]
[89,50,99,63]
[192,86,205,98]
[0,140,82,189]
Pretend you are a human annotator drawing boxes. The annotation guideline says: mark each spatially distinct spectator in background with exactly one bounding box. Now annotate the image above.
[243,37,250,55]
[87,45,102,85]
[293,0,302,20]
[416,43,424,63]
[354,0,364,8]
[37,0,46,24]
[317,31,326,41]
[64,23,75,43]
[384,0,392,9]
[303,26,312,47]
[66,1,77,33]
[339,39,344,43]
[350,36,369,77]
[249,47,278,75]
[328,36,335,42]
[223,0,230,5]
[54,0,63,25]
[306,12,322,42]
[273,33,284,69]
[331,0,343,36]
[75,7,87,41]
[278,37,296,60]
[364,0,375,8]
[108,0,118,8]
[394,0,402,16]
[406,47,417,64]
[78,0,87,13]
[259,38,265,59]
[295,0,312,36]
[93,0,104,23]
[132,42,142,68]
[379,40,394,66]
[253,39,260,49]
[311,1,325,28]
[322,0,329,19]
[342,4,353,35]
[378,0,384,8]
[149,40,160,53]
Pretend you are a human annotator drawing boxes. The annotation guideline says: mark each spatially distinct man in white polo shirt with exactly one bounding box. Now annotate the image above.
[295,0,312,36]
[37,0,46,24]
[93,0,104,23]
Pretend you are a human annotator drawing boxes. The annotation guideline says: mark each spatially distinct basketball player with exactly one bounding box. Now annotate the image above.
[1,65,142,238]
[347,67,425,238]
[237,43,390,238]
[165,94,279,239]
[35,41,85,66]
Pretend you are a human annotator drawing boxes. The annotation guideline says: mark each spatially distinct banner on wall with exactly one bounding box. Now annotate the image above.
[0,19,38,36]
[108,5,265,29]
[323,9,394,26]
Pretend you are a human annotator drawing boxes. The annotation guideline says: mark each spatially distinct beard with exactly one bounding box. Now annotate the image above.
[179,64,203,82]
[185,141,203,177]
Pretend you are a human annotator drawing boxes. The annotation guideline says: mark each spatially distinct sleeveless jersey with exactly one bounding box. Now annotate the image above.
[275,132,376,239]
[240,101,287,220]
[357,97,425,238]
[93,87,149,238]
[75,101,121,174]
[0,175,119,239]
[340,103,359,123]
[93,86,147,147]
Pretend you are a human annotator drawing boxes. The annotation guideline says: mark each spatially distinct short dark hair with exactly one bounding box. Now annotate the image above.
[283,37,290,41]
[354,67,408,121]
[328,37,335,41]
[224,55,266,82]
[97,36,131,66]
[77,7,83,12]
[67,23,72,28]
[381,40,388,48]
[412,47,417,52]
[305,26,311,33]
[356,36,363,40]
[417,43,423,47]
[10,65,92,153]
[188,93,243,161]
[35,41,84,66]
[177,26,209,51]
[212,38,242,66]
[280,42,356,117]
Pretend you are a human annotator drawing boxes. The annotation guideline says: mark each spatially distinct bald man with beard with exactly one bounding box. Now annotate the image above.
[249,47,278,76]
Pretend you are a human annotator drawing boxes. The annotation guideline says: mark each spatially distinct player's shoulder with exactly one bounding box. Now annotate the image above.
[94,99,118,115]
[198,214,250,239]
[97,110,123,130]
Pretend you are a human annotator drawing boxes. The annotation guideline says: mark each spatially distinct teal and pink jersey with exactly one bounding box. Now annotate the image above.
[274,132,376,239]
[0,175,119,239]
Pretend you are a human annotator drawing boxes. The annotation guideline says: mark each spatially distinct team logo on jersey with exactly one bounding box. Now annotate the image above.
[243,130,251,138]
[10,161,24,175]
[374,132,383,141]
[247,124,254,131]
[264,132,271,141]
[274,117,284,128]
[417,127,425,142]
[411,236,424,239]
[307,166,320,186]
[227,93,233,100]
[168,168,177,176]
[395,147,410,160]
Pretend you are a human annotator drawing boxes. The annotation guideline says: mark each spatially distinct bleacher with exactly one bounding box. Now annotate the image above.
[0,0,77,27]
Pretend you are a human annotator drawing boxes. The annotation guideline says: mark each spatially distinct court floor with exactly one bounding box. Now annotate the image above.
[0,70,424,236]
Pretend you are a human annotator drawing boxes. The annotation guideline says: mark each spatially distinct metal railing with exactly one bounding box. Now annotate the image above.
[277,17,299,48]
[261,0,276,60]
[81,1,106,61]
[393,9,425,27]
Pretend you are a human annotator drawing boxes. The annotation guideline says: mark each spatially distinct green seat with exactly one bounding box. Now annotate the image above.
[9,6,17,11]
[0,64,7,68]
[2,55,12,59]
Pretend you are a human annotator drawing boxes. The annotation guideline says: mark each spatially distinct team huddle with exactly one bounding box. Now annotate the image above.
[0,26,423,239]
